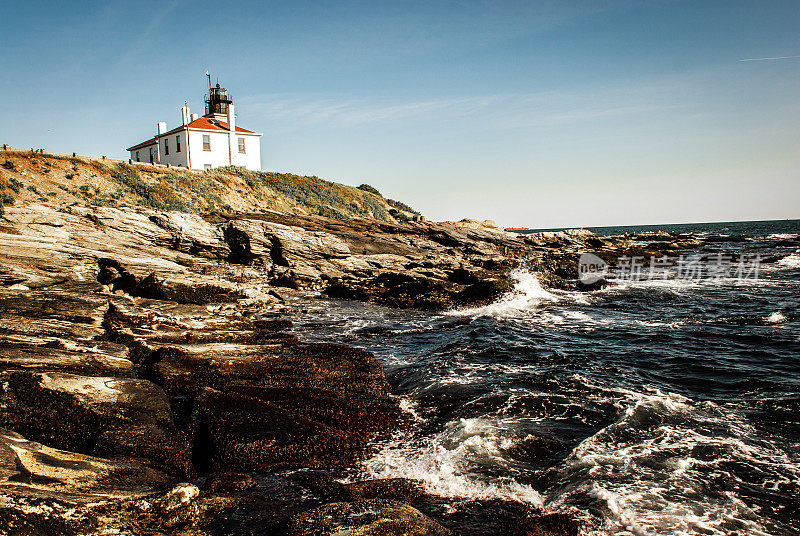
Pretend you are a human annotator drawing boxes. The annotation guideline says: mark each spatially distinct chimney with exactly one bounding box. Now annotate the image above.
[191,113,199,121]
[157,122,167,134]
[227,103,236,166]
[181,104,189,126]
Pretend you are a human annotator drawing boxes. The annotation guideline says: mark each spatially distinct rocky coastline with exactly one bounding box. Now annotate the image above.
[0,181,759,534]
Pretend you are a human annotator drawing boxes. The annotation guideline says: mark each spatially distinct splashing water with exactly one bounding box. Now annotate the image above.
[360,413,545,505]
[451,268,558,317]
[777,252,800,269]
[291,220,800,536]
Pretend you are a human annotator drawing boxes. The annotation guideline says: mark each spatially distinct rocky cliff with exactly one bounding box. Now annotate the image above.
[0,149,712,535]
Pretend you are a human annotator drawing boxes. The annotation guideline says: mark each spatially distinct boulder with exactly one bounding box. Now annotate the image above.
[0,429,172,496]
[98,258,247,304]
[149,212,230,259]
[286,499,452,536]
[0,371,191,477]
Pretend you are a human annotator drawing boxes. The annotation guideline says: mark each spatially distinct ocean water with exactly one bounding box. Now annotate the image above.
[290,220,800,536]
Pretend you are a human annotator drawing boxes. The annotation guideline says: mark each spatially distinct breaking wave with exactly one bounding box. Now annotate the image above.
[450,268,559,317]
[777,252,800,269]
[360,412,545,505]
[549,389,799,536]
[293,220,800,535]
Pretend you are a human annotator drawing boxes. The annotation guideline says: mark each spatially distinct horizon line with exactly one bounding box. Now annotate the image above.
[739,55,800,62]
[519,217,800,231]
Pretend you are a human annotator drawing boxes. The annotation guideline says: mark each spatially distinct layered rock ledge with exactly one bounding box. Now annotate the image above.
[0,201,727,535]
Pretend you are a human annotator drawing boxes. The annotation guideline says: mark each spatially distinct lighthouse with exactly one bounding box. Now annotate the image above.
[126,75,262,171]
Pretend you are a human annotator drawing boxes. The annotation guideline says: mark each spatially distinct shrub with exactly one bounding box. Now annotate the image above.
[317,204,349,219]
[7,177,21,193]
[1,193,14,217]
[109,165,189,211]
[106,165,225,213]
[387,198,419,215]
[2,160,14,170]
[357,184,382,197]
[361,193,390,221]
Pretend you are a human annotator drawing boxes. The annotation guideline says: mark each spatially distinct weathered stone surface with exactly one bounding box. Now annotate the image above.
[286,499,452,536]
[507,513,580,536]
[0,429,171,497]
[1,194,737,534]
[310,477,426,503]
[0,371,191,477]
[149,212,230,259]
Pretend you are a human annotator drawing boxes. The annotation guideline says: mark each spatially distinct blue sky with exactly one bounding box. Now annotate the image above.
[1,0,798,227]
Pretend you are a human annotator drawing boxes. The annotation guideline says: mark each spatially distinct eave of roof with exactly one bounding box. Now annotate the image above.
[126,137,157,151]
[126,117,261,152]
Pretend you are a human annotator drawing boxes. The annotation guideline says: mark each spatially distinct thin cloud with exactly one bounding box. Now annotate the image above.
[238,86,684,133]
[119,0,182,66]
[238,95,503,127]
[739,55,800,62]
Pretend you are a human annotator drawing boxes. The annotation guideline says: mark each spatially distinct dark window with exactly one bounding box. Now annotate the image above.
[238,137,245,154]
[135,151,139,162]
[149,148,153,163]
[203,135,211,151]
[164,139,169,155]
[176,135,181,153]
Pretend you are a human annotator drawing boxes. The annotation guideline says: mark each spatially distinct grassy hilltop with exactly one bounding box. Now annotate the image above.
[0,149,419,222]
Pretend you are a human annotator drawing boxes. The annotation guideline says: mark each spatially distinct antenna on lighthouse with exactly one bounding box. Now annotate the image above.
[205,70,212,89]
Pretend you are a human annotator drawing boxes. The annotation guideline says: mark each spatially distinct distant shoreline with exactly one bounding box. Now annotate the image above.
[513,218,800,236]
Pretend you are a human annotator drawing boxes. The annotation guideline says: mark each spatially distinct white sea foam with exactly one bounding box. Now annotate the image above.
[765,311,787,324]
[449,268,561,317]
[777,252,800,269]
[552,389,797,536]
[767,233,798,240]
[359,416,544,505]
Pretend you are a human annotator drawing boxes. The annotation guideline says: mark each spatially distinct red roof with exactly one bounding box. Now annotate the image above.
[185,117,255,134]
[127,137,158,151]
[126,116,257,152]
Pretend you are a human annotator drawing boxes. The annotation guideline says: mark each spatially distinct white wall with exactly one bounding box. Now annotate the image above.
[230,132,261,171]
[130,143,157,164]
[129,130,189,168]
[156,131,190,168]
[129,121,262,171]
[187,130,261,171]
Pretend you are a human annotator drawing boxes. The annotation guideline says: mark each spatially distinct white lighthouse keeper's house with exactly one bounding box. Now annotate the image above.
[126,77,262,171]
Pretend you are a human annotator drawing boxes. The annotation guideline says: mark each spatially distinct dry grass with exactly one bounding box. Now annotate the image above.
[0,151,420,222]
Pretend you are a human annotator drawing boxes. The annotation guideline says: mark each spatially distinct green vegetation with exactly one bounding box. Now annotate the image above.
[7,176,22,194]
[357,184,382,196]
[0,152,421,222]
[108,164,224,212]
[387,198,419,215]
[216,166,394,221]
[0,193,14,217]
[357,184,419,216]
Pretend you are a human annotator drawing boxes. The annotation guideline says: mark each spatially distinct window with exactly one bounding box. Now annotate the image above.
[238,137,246,154]
[149,148,153,163]
[204,164,212,171]
[203,135,211,151]
[176,136,181,153]
[135,151,139,162]
[164,138,169,155]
